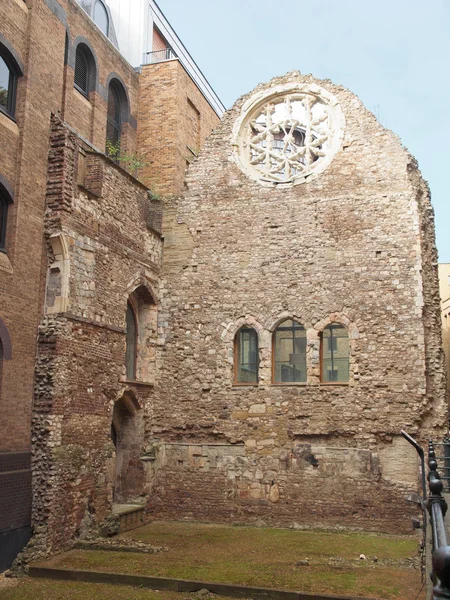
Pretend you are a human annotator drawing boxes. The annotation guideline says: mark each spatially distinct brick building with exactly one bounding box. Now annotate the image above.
[0,0,448,574]
[0,0,222,569]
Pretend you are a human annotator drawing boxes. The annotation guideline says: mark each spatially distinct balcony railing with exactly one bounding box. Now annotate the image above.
[143,48,177,65]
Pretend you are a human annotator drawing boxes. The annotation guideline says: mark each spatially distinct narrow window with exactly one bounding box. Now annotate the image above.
[106,83,121,147]
[125,302,137,380]
[0,185,12,251]
[74,44,95,97]
[321,323,349,383]
[273,319,306,383]
[234,327,258,384]
[93,1,109,36]
[0,46,20,118]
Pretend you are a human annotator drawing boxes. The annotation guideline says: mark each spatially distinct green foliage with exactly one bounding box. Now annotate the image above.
[105,140,147,175]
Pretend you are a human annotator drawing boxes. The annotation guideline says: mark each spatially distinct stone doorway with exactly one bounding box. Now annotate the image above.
[111,392,145,505]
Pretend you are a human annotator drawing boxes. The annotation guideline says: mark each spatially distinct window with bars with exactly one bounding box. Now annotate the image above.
[234,327,258,384]
[74,44,95,97]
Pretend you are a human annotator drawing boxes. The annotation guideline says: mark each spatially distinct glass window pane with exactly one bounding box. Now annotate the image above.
[322,324,349,382]
[94,1,109,36]
[0,56,10,111]
[236,328,258,383]
[273,320,306,383]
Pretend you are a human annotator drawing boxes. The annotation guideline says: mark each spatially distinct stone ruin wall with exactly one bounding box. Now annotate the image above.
[32,117,163,554]
[148,72,448,533]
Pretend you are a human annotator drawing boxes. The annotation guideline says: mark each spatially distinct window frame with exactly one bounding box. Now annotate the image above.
[272,319,307,385]
[233,326,259,386]
[0,45,21,120]
[93,0,109,36]
[0,184,12,252]
[320,323,350,385]
[106,82,121,147]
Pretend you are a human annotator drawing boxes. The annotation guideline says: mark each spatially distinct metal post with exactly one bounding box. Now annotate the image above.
[427,440,450,600]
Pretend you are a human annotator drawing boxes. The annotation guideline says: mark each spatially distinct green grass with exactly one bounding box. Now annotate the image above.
[35,521,425,600]
[0,577,232,600]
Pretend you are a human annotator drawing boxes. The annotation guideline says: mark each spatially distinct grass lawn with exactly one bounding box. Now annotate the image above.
[34,521,425,600]
[0,577,232,600]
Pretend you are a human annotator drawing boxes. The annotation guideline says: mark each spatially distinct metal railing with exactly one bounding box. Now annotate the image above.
[433,438,450,492]
[143,48,177,65]
[427,440,450,599]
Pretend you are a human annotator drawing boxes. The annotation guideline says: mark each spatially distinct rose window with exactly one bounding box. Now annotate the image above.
[233,84,344,185]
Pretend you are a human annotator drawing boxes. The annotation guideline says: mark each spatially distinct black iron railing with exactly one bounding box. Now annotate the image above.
[433,438,450,493]
[427,440,450,599]
[143,48,177,65]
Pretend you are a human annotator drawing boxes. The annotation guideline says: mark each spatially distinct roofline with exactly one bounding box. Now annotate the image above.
[149,0,226,117]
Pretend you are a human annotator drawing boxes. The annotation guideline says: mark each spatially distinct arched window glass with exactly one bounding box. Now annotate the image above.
[0,48,19,118]
[321,323,349,383]
[107,83,121,147]
[125,302,137,380]
[0,186,12,251]
[94,1,109,36]
[234,327,258,384]
[273,319,306,383]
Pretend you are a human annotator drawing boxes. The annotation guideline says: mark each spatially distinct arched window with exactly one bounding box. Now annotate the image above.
[125,285,157,382]
[0,184,12,251]
[74,43,95,97]
[234,327,258,385]
[106,82,121,147]
[273,319,306,383]
[93,0,109,36]
[321,323,349,383]
[0,44,22,118]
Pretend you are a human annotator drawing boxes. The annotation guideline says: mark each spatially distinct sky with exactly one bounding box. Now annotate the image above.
[157,0,450,262]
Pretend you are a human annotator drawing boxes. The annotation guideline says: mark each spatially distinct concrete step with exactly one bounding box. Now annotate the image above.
[112,503,146,533]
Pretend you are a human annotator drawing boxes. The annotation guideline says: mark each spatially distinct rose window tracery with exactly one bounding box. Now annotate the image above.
[233,83,344,185]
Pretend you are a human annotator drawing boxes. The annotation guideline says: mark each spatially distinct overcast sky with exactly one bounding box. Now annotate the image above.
[157,0,450,261]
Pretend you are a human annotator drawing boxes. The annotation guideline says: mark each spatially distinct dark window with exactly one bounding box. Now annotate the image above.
[321,323,349,383]
[74,44,95,97]
[125,302,137,380]
[93,1,109,36]
[106,83,121,147]
[234,327,258,384]
[74,47,88,94]
[0,186,12,251]
[0,47,19,118]
[273,319,306,383]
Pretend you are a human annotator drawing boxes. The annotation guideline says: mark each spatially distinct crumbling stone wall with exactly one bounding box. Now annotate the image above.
[150,72,448,532]
[32,117,162,553]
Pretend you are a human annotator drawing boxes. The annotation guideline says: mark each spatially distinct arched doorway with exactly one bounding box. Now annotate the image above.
[111,392,144,504]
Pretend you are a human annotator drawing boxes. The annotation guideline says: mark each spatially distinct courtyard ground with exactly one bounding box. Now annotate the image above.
[7,521,426,600]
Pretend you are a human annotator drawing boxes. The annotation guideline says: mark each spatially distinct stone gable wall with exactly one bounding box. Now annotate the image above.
[148,72,448,532]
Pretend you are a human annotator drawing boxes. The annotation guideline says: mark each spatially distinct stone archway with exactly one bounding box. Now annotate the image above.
[111,391,145,504]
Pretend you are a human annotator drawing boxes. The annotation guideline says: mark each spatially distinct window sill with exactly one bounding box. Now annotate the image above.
[319,382,350,387]
[120,379,154,388]
[271,382,307,387]
[73,87,93,108]
[0,108,19,133]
